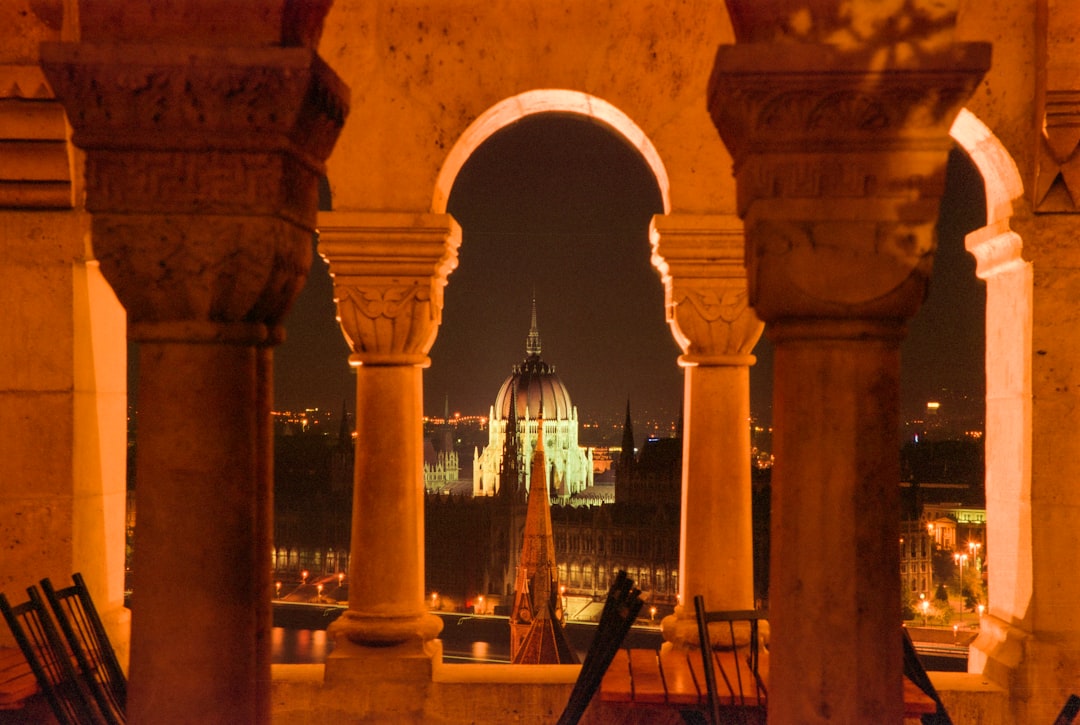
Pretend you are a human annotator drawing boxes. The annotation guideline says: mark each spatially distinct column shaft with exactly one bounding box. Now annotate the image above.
[769,324,903,724]
[129,341,263,724]
[352,364,425,614]
[680,362,755,611]
[331,362,442,647]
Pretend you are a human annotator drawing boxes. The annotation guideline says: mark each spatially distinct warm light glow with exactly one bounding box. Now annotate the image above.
[926,401,941,411]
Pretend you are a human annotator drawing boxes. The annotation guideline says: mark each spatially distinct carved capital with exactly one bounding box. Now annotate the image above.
[650,214,763,364]
[317,212,461,365]
[709,41,988,322]
[0,65,71,208]
[38,42,349,342]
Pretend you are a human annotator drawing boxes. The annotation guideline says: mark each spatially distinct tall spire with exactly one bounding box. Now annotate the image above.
[509,419,576,664]
[525,296,542,357]
[499,381,521,497]
[620,399,636,468]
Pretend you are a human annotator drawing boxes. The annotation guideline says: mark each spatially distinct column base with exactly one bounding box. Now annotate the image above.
[968,614,1027,686]
[327,609,443,649]
[322,638,442,724]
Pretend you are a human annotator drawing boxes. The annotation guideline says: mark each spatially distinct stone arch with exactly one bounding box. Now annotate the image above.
[431,89,672,216]
[948,108,1032,675]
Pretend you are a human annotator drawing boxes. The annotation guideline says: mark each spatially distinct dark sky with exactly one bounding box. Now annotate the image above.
[272,116,986,431]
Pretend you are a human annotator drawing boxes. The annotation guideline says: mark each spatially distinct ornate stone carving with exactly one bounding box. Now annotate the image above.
[0,65,71,208]
[1034,89,1080,212]
[39,43,349,339]
[709,41,989,323]
[317,212,461,365]
[650,214,763,363]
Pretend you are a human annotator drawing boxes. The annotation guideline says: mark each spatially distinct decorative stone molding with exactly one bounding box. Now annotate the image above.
[38,43,349,342]
[649,214,763,364]
[1034,88,1080,212]
[0,65,71,208]
[317,212,461,365]
[709,41,989,323]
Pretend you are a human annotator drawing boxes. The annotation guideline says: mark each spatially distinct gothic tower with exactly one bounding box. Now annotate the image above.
[508,420,576,664]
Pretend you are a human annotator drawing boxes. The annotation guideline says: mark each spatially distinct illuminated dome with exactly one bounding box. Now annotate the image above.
[494,356,573,422]
[493,300,573,421]
[474,300,593,499]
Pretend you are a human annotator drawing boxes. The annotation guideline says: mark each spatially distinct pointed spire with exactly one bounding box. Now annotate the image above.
[620,399,636,467]
[509,418,576,664]
[499,381,521,497]
[525,296,542,357]
[338,398,351,445]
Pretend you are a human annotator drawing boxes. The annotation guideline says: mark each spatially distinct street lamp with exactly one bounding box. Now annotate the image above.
[968,540,982,571]
[953,552,968,614]
[920,598,930,626]
[478,595,485,615]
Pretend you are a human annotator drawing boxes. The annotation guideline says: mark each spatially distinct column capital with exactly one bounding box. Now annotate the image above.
[317,211,461,366]
[709,41,989,324]
[39,42,349,344]
[650,213,763,365]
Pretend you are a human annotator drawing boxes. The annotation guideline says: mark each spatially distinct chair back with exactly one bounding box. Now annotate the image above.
[0,587,101,725]
[693,595,768,725]
[556,570,643,725]
[41,574,126,723]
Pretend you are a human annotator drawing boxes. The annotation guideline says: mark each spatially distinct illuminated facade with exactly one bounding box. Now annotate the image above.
[473,302,594,499]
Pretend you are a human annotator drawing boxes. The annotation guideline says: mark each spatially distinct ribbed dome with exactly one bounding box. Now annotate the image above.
[492,300,574,422]
[494,355,574,422]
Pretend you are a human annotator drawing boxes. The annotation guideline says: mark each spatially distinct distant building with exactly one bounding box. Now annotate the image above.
[473,302,593,499]
[899,521,935,595]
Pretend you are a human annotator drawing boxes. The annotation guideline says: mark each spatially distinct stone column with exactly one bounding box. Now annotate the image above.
[965,222,1031,687]
[651,214,763,649]
[317,212,457,677]
[41,34,347,723]
[0,58,128,658]
[709,7,988,721]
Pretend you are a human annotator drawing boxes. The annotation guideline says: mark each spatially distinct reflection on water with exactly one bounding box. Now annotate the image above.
[272,627,334,664]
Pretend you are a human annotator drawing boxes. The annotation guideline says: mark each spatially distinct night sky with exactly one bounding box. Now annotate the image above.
[272,115,986,432]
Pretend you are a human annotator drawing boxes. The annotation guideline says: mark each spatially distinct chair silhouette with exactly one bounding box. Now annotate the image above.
[41,573,126,723]
[693,595,768,725]
[557,570,642,725]
[0,586,104,725]
[1052,694,1080,725]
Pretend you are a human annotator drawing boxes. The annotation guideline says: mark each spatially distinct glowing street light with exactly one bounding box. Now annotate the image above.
[338,572,345,587]
[953,552,968,614]
[275,581,282,598]
[301,569,309,585]
[477,595,485,614]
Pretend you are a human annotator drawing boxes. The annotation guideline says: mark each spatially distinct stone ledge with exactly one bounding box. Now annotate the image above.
[932,672,1011,725]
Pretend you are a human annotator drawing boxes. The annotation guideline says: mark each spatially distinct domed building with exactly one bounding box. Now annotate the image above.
[473,302,594,499]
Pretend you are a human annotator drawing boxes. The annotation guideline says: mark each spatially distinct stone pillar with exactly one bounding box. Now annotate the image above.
[709,6,988,721]
[650,214,763,649]
[965,222,1032,688]
[317,212,457,678]
[0,58,128,658]
[41,29,347,723]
